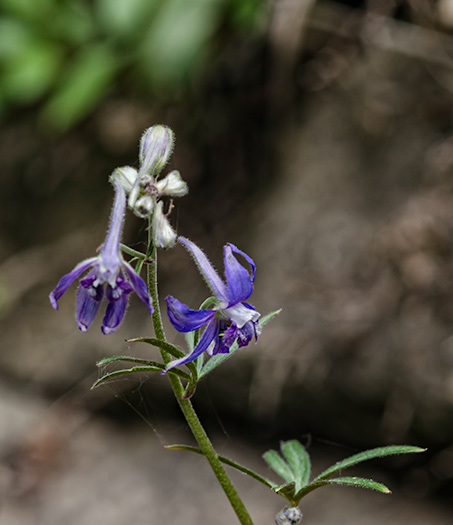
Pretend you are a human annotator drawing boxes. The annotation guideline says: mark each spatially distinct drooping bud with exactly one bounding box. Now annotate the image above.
[134,196,154,218]
[152,201,177,249]
[110,166,138,193]
[154,170,188,197]
[139,125,174,177]
[275,507,302,525]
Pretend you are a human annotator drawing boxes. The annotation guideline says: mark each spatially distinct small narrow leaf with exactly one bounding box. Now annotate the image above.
[199,309,282,378]
[127,337,198,380]
[120,243,146,259]
[296,477,391,500]
[281,440,311,491]
[263,450,295,484]
[127,337,185,358]
[97,355,162,367]
[314,445,426,482]
[165,444,277,489]
[92,364,191,389]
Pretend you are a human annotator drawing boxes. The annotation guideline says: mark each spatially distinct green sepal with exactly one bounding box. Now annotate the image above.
[92,363,191,389]
[313,445,426,483]
[199,309,281,378]
[164,444,276,489]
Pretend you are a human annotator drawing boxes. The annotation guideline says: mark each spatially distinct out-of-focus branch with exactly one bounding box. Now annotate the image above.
[309,2,453,69]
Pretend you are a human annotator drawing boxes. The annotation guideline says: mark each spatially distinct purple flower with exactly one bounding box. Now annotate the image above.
[165,237,260,370]
[49,179,153,334]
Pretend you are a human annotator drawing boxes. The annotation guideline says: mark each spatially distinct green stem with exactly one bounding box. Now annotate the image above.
[147,241,253,525]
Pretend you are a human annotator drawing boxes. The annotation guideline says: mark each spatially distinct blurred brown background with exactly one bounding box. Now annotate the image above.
[1,0,453,523]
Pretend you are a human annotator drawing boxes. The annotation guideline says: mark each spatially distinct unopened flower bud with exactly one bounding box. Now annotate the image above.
[153,201,177,249]
[111,166,138,193]
[275,507,302,525]
[155,170,188,197]
[139,125,174,177]
[134,196,154,218]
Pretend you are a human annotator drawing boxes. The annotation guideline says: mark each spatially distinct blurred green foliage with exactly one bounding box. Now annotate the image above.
[0,0,265,130]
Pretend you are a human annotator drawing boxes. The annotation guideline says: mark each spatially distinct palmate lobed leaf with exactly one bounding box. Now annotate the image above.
[264,441,425,505]
[263,440,311,495]
[165,440,425,507]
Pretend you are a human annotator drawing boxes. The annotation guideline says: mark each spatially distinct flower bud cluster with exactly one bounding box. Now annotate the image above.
[111,125,188,248]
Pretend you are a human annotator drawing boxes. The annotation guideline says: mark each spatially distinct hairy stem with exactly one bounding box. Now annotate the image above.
[147,238,253,524]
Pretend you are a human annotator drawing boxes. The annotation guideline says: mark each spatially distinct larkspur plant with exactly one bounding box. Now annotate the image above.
[49,125,425,524]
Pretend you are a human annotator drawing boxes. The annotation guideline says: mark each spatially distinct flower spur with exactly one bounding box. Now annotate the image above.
[165,237,261,370]
[49,178,153,334]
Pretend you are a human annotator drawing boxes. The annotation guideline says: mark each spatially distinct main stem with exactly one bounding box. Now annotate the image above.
[147,240,253,525]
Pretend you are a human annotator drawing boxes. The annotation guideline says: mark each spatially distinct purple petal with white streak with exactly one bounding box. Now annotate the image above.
[49,257,97,310]
[76,273,104,332]
[228,243,256,282]
[166,318,221,371]
[166,296,216,332]
[102,284,131,334]
[224,244,253,305]
[123,261,153,314]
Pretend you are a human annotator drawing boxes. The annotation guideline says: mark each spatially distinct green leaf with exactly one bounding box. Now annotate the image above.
[2,39,62,103]
[165,444,277,489]
[263,450,295,484]
[314,446,426,483]
[0,18,32,60]
[42,43,118,130]
[127,337,185,358]
[120,243,147,260]
[92,364,191,388]
[50,1,95,45]
[128,337,198,380]
[281,440,311,492]
[296,477,391,500]
[0,0,55,19]
[139,0,223,88]
[230,0,265,31]
[96,0,159,40]
[97,355,163,366]
[199,309,281,378]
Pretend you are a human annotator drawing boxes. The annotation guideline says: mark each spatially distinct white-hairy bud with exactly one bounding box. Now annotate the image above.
[155,170,188,197]
[111,166,138,194]
[152,201,177,249]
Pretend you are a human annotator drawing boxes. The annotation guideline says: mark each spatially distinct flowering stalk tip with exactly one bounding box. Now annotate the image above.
[110,125,187,247]
[49,179,153,334]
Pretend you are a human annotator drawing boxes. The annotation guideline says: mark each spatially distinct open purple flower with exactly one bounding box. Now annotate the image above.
[49,179,153,334]
[165,237,261,370]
